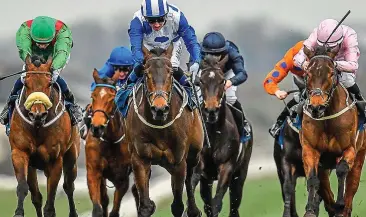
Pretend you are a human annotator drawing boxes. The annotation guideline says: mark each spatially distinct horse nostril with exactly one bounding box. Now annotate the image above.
[28,112,35,120]
[162,105,170,112]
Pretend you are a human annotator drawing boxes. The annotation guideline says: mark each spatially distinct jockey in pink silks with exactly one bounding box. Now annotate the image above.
[293,18,365,117]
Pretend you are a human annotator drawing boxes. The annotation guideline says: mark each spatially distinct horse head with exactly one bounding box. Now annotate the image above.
[23,54,53,127]
[303,45,340,118]
[90,69,119,138]
[142,44,174,121]
[198,53,229,123]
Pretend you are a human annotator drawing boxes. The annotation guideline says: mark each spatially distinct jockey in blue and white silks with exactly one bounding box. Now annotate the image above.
[127,0,201,92]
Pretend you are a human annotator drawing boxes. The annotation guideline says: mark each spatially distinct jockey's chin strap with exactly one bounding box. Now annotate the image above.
[15,74,66,128]
[91,84,125,144]
[303,55,356,120]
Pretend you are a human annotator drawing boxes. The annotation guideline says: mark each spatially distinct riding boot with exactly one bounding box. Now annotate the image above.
[173,67,197,107]
[64,90,83,125]
[0,78,23,126]
[269,98,298,138]
[347,83,366,121]
[230,100,251,143]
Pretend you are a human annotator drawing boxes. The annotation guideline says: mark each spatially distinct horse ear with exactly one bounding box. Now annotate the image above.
[142,46,151,60]
[25,55,32,66]
[303,46,315,59]
[46,55,53,67]
[328,45,340,59]
[111,70,120,84]
[92,68,101,83]
[218,54,229,70]
[165,43,174,59]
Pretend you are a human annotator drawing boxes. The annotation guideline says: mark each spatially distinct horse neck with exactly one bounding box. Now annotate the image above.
[327,84,350,114]
[105,107,124,141]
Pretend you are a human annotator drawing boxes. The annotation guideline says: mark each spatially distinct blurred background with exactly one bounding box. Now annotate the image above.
[0,0,365,216]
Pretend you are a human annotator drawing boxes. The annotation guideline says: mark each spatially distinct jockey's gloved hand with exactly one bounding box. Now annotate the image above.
[133,63,144,77]
[189,62,200,78]
[50,67,60,83]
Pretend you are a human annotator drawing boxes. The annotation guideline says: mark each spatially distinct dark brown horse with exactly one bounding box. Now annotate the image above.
[191,54,253,217]
[124,45,204,217]
[85,70,134,217]
[9,55,80,217]
[301,46,366,217]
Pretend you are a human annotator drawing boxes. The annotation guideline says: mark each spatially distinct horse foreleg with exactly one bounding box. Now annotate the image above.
[170,160,187,217]
[229,166,248,217]
[281,158,297,217]
[211,162,233,217]
[100,179,109,217]
[343,149,366,217]
[11,149,30,217]
[43,157,63,217]
[302,143,321,217]
[131,153,155,217]
[334,146,356,216]
[28,166,43,217]
[184,147,201,217]
[62,145,79,217]
[200,177,213,217]
[109,179,130,217]
[318,169,335,217]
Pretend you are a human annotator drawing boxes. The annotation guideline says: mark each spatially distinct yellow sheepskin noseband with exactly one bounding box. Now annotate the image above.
[24,92,53,110]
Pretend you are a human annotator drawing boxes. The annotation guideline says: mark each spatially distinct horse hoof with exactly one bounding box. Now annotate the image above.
[14,215,24,217]
[181,208,202,217]
[303,213,316,217]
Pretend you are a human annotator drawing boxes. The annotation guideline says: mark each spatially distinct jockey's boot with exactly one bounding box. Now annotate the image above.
[64,90,83,126]
[174,67,197,109]
[347,83,366,121]
[269,98,298,138]
[230,100,251,143]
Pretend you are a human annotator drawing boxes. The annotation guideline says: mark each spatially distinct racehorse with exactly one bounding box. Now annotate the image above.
[274,114,336,217]
[124,45,204,217]
[191,54,253,217]
[300,45,366,217]
[85,70,134,217]
[9,54,80,217]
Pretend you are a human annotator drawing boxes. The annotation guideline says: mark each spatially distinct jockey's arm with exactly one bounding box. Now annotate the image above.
[228,47,247,86]
[293,28,318,68]
[263,45,297,95]
[52,25,73,71]
[177,12,201,63]
[15,22,32,61]
[129,17,144,66]
[335,32,360,73]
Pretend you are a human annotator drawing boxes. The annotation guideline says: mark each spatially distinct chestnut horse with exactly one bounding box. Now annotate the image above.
[300,46,366,217]
[191,54,253,217]
[124,45,204,217]
[9,55,80,217]
[85,70,135,217]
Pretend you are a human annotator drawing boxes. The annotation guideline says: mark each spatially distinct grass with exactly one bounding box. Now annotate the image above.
[0,187,92,217]
[153,172,366,217]
[0,172,365,217]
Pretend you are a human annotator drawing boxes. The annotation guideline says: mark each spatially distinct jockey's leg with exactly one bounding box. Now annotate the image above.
[269,75,304,137]
[340,72,366,119]
[0,78,24,135]
[224,70,251,141]
[55,76,82,125]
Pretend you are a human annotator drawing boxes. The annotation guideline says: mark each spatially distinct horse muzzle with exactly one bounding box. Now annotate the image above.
[306,104,327,118]
[90,124,106,138]
[203,107,219,123]
[151,105,170,121]
[28,110,48,127]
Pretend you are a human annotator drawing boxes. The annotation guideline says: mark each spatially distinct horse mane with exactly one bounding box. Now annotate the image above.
[202,54,221,69]
[30,54,47,67]
[313,45,329,56]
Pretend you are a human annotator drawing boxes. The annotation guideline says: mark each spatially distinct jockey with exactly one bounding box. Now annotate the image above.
[0,16,81,135]
[199,32,251,141]
[80,46,135,139]
[264,40,306,137]
[127,0,201,95]
[293,19,365,115]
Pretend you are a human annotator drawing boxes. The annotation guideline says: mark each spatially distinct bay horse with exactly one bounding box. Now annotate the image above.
[274,115,336,217]
[300,45,366,217]
[191,54,253,217]
[124,45,204,217]
[85,69,135,217]
[9,54,80,217]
